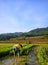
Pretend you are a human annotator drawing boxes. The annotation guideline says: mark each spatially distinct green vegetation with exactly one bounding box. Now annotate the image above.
[0,43,14,58]
[0,43,48,65]
[0,27,48,40]
[36,44,48,65]
[21,44,33,55]
[28,27,48,36]
[21,44,48,65]
[0,43,33,58]
[0,27,48,65]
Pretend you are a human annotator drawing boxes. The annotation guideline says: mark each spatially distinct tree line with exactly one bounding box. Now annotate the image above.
[0,27,48,41]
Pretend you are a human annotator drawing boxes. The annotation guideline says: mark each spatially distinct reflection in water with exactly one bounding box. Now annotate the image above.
[0,48,39,65]
[0,55,28,65]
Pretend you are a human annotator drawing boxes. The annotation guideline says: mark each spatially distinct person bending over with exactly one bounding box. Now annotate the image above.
[13,43,23,56]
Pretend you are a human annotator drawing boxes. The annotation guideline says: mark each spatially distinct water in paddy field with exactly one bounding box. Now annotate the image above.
[0,48,39,65]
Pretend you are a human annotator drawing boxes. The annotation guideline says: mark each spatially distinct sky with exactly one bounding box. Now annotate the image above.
[0,0,48,33]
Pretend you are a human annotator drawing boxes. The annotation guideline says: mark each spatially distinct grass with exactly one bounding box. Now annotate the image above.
[0,43,48,65]
[35,44,48,65]
[0,43,14,58]
[20,44,33,55]
[37,47,47,65]
[0,43,33,58]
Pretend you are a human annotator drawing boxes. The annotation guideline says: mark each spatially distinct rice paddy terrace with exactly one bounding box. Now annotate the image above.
[0,43,48,65]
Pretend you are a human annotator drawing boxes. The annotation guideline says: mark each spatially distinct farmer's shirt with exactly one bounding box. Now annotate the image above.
[14,44,22,50]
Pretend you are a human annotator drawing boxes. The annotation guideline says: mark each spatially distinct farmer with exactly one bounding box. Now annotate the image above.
[13,43,23,56]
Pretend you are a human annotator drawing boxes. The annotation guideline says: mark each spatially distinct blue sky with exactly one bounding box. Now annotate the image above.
[0,0,48,33]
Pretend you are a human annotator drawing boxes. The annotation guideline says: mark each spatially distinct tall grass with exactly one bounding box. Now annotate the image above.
[0,43,48,65]
[20,44,33,55]
[0,43,14,58]
[37,44,48,65]
[0,43,33,58]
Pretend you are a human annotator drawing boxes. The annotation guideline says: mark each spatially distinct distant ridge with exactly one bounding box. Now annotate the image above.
[27,27,48,36]
[0,27,48,40]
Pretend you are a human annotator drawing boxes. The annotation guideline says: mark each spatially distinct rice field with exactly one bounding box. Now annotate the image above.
[0,43,33,58]
[0,43,48,65]
[0,43,14,58]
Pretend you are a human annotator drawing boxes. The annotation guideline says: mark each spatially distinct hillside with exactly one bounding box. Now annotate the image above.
[27,27,48,36]
[0,27,48,40]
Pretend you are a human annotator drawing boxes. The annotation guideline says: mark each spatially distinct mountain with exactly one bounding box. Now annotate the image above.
[0,27,48,40]
[27,27,48,36]
[0,32,23,40]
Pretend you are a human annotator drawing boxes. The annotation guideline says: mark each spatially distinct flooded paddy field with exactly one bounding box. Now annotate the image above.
[0,55,28,65]
[0,48,39,65]
[0,43,48,65]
